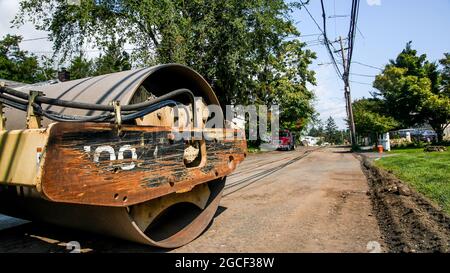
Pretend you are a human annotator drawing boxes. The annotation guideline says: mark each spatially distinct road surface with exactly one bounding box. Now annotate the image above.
[0,147,384,253]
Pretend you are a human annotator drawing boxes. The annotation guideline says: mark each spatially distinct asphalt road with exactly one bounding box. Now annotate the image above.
[0,147,384,253]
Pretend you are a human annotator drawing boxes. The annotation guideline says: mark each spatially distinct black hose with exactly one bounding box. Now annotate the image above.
[38,107,114,122]
[34,100,184,123]
[0,96,112,121]
[0,86,198,127]
[1,86,195,111]
[0,98,27,111]
[121,100,178,121]
[0,92,29,106]
[40,111,112,122]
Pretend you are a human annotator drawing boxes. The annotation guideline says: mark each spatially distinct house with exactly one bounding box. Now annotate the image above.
[300,136,323,146]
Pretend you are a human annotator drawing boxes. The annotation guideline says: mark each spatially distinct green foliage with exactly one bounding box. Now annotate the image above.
[95,40,132,76]
[308,125,324,138]
[67,55,94,80]
[67,41,132,80]
[352,98,400,137]
[0,34,55,83]
[390,140,427,150]
[307,114,348,145]
[373,42,450,141]
[14,0,317,130]
[324,116,340,144]
[439,53,450,96]
[307,112,325,137]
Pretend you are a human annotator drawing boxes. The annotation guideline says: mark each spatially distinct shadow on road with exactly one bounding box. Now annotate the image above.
[0,205,229,253]
[332,150,353,154]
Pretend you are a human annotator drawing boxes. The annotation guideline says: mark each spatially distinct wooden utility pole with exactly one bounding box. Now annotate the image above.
[337,36,357,146]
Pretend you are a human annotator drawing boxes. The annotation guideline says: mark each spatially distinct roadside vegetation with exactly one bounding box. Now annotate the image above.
[375,148,450,214]
[353,43,449,143]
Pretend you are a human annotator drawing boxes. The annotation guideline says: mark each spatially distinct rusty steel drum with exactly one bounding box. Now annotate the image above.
[0,64,246,248]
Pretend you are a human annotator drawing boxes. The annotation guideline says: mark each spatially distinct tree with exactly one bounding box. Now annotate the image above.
[324,116,339,144]
[373,42,450,141]
[94,40,132,76]
[67,54,94,80]
[0,34,55,83]
[352,98,399,141]
[439,53,450,97]
[14,0,317,131]
[67,41,132,80]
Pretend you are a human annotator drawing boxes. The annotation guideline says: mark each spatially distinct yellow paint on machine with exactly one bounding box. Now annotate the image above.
[0,128,49,186]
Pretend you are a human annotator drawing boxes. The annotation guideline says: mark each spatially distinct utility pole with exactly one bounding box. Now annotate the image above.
[337,36,357,146]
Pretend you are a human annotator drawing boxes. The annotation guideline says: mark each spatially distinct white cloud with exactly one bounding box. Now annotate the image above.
[366,0,381,6]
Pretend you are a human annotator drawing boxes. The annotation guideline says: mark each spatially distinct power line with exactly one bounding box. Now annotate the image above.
[356,25,365,40]
[328,15,349,18]
[352,61,383,70]
[319,0,360,146]
[343,0,361,146]
[346,0,360,76]
[319,0,344,79]
[21,37,49,42]
[304,38,325,45]
[302,0,362,145]
[299,33,322,37]
[29,48,139,54]
[349,80,373,86]
[298,0,343,78]
[299,1,325,34]
[350,72,376,77]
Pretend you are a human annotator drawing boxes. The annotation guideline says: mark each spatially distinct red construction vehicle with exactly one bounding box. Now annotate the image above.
[275,130,296,151]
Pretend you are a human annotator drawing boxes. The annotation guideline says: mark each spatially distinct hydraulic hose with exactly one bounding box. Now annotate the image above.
[0,86,198,126]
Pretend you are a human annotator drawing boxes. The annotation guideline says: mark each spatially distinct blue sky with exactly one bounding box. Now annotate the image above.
[1,0,449,128]
[292,0,450,128]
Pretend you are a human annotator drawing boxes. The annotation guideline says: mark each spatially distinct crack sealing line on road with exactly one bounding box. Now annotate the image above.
[223,148,322,197]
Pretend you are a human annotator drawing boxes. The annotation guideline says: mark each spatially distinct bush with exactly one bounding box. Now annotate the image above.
[436,140,450,147]
[390,137,410,148]
[391,140,427,150]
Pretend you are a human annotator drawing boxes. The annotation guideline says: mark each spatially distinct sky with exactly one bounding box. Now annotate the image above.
[0,0,449,129]
[292,0,450,128]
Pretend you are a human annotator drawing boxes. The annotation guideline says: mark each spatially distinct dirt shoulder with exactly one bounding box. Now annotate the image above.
[358,154,450,252]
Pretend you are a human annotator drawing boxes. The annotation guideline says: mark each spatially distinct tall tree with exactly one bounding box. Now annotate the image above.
[352,98,399,140]
[324,116,338,144]
[308,114,325,138]
[0,34,55,83]
[94,40,132,76]
[67,54,94,80]
[14,0,317,131]
[373,42,450,141]
[439,53,450,96]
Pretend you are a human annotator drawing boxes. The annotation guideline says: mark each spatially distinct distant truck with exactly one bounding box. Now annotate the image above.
[274,130,296,151]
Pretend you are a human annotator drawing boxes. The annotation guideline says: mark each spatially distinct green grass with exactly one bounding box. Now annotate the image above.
[375,148,450,214]
[247,146,261,153]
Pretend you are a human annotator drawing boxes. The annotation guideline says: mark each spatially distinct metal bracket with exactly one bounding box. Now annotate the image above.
[26,90,44,129]
[0,102,5,131]
[111,100,122,135]
[0,82,5,131]
[0,99,5,131]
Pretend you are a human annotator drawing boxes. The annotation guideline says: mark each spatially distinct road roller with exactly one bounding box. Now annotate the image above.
[0,64,246,248]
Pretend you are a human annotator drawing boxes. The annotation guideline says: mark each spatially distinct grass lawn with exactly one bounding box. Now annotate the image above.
[375,148,450,214]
